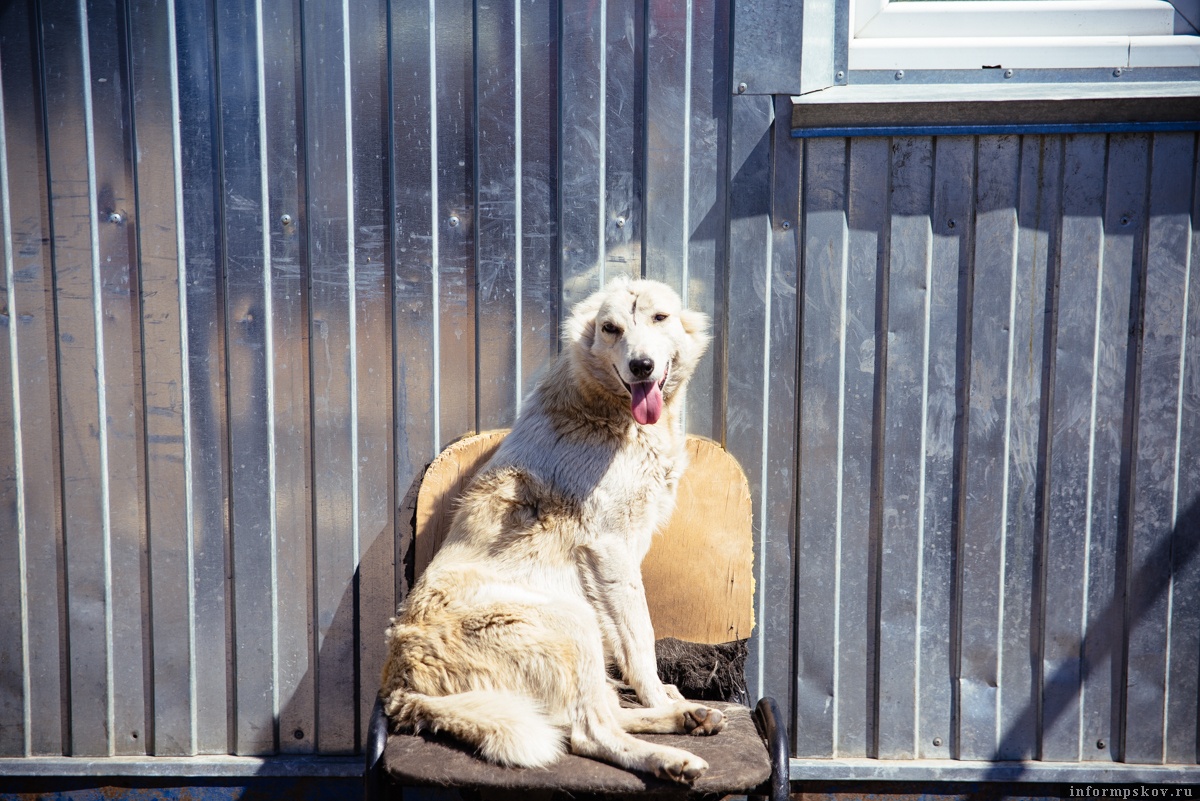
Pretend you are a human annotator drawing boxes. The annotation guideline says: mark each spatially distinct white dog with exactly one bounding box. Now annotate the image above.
[380,276,723,783]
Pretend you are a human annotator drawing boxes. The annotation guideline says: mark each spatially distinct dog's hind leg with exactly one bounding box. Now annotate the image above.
[613,702,725,735]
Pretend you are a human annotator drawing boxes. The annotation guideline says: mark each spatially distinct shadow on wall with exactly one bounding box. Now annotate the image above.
[988,493,1200,775]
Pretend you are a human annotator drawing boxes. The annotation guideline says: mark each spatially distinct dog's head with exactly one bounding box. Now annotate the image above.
[565,276,710,425]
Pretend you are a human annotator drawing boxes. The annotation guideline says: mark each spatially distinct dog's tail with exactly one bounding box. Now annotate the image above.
[384,688,565,768]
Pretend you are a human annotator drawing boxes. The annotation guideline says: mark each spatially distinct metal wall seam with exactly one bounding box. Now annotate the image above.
[91,0,149,755]
[763,92,799,757]
[601,0,642,283]
[644,0,691,299]
[1164,143,1200,766]
[129,0,196,757]
[517,0,559,403]
[433,0,476,448]
[41,0,113,757]
[683,0,729,441]
[920,135,970,761]
[389,0,437,602]
[0,34,30,757]
[429,0,442,453]
[959,134,1022,761]
[997,134,1051,762]
[256,0,281,754]
[261,0,314,757]
[723,92,773,704]
[348,0,394,751]
[1123,132,1193,765]
[475,0,521,431]
[174,0,233,756]
[1094,133,1147,763]
[559,0,605,306]
[1042,133,1106,762]
[303,0,358,753]
[0,0,65,757]
[876,135,934,760]
[166,0,200,755]
[793,135,846,759]
[218,0,277,755]
[841,136,887,759]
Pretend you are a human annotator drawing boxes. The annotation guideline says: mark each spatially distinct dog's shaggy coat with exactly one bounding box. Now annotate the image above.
[380,277,723,783]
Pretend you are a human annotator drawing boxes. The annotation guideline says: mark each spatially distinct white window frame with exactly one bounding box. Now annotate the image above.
[848,0,1200,72]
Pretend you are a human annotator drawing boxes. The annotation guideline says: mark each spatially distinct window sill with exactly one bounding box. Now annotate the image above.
[850,35,1200,71]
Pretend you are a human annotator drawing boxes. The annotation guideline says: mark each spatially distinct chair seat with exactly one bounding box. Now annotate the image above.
[379,701,772,795]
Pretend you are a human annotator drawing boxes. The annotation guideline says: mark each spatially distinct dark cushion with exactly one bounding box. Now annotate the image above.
[380,700,771,795]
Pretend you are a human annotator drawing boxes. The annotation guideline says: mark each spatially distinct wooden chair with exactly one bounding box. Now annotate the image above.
[365,431,789,801]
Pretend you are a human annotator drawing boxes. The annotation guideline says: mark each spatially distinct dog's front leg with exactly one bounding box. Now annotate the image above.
[581,541,676,709]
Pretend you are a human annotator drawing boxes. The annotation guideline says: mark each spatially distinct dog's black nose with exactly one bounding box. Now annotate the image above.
[629,357,654,381]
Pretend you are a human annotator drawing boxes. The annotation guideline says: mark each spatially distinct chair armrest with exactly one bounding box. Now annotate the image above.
[365,697,388,801]
[753,697,790,801]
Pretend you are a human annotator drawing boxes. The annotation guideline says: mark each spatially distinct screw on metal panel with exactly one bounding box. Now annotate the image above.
[781,221,791,230]
[1113,68,1124,77]
[280,213,293,226]
[1097,739,1107,750]
[737,82,747,94]
[1120,215,1130,226]
[448,215,460,228]
[615,216,626,228]
[836,71,845,81]
[932,737,943,747]
[294,729,305,740]
[947,219,957,230]
[894,70,904,80]
[107,211,123,224]
[1003,69,1014,79]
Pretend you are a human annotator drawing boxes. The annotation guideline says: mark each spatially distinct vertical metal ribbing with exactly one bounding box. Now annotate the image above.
[428,0,440,452]
[1080,150,1103,755]
[912,164,934,755]
[76,0,117,755]
[253,0,280,739]
[829,150,850,754]
[597,0,606,286]
[680,0,693,304]
[164,0,200,754]
[994,140,1022,752]
[0,49,32,756]
[342,0,360,584]
[1163,142,1194,758]
[514,0,523,415]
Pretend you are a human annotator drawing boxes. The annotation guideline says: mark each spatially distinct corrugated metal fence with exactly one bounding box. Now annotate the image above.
[0,0,1197,776]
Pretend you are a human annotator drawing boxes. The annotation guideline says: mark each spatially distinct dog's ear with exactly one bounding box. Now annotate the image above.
[563,289,607,347]
[679,307,709,339]
[676,306,712,368]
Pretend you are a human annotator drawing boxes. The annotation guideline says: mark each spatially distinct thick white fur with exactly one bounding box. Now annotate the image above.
[381,277,723,783]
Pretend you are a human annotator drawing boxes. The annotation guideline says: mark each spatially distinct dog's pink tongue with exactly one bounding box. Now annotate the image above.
[630,381,663,425]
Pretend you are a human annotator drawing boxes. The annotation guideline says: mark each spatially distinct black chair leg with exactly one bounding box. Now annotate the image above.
[366,697,389,801]
[753,697,790,801]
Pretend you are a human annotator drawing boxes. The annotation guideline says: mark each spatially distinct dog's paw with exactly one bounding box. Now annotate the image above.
[679,703,724,735]
[650,747,709,784]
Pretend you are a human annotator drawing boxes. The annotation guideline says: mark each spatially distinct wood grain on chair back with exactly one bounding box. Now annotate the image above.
[412,431,754,645]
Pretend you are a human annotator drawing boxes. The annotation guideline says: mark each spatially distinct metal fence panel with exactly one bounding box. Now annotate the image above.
[0,0,1197,777]
[790,130,1200,768]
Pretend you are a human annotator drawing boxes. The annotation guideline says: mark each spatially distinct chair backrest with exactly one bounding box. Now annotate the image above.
[412,431,754,645]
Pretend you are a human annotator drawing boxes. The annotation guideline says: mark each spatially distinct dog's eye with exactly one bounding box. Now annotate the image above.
[601,321,621,336]
[653,313,669,323]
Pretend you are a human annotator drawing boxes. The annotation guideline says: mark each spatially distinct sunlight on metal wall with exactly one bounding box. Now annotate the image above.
[0,0,1197,776]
